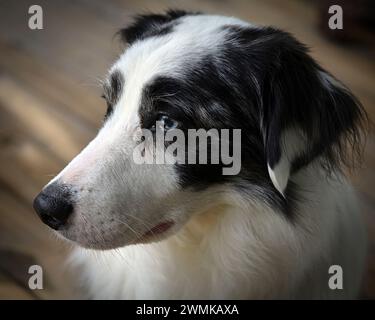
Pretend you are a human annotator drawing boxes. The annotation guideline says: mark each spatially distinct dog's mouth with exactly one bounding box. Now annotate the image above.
[57,219,176,250]
[134,220,175,244]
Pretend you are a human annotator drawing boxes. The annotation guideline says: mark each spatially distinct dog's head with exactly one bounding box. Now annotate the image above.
[33,11,366,249]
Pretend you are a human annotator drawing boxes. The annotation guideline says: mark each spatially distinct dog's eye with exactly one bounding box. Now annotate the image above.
[152,114,179,131]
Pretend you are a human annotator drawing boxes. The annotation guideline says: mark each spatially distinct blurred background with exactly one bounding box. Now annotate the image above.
[0,0,374,299]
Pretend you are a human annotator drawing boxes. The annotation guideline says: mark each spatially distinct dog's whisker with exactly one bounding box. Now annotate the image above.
[79,75,106,88]
[113,212,159,239]
[109,216,144,240]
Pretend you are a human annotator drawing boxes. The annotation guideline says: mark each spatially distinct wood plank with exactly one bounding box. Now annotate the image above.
[0,42,104,130]
[0,76,89,163]
[0,186,76,299]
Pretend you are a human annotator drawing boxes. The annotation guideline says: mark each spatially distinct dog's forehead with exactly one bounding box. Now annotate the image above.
[112,14,249,87]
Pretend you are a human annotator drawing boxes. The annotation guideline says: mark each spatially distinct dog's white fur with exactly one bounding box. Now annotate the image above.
[44,14,366,299]
[69,165,365,299]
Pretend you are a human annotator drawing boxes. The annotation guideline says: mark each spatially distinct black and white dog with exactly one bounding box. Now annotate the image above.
[33,11,367,299]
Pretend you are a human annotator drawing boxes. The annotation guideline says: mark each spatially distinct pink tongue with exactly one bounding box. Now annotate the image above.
[143,221,174,237]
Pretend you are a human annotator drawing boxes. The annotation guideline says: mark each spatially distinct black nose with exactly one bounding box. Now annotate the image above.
[33,183,74,230]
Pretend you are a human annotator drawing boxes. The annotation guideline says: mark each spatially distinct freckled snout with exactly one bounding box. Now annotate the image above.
[33,182,74,230]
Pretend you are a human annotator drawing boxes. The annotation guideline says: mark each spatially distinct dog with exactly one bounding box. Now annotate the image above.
[33,10,367,299]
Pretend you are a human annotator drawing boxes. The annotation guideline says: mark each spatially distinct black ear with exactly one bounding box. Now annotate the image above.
[261,30,367,195]
[119,10,197,45]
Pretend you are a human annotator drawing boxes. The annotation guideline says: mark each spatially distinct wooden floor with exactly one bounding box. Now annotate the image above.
[0,0,374,299]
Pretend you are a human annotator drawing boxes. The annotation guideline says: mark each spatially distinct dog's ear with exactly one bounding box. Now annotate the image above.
[261,31,366,196]
[119,10,196,45]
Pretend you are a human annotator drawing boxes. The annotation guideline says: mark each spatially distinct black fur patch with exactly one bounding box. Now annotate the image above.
[119,10,199,45]
[138,23,367,216]
[221,25,367,173]
[103,70,124,120]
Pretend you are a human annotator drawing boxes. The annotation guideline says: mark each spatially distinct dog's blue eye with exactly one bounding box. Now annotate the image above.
[154,114,178,131]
